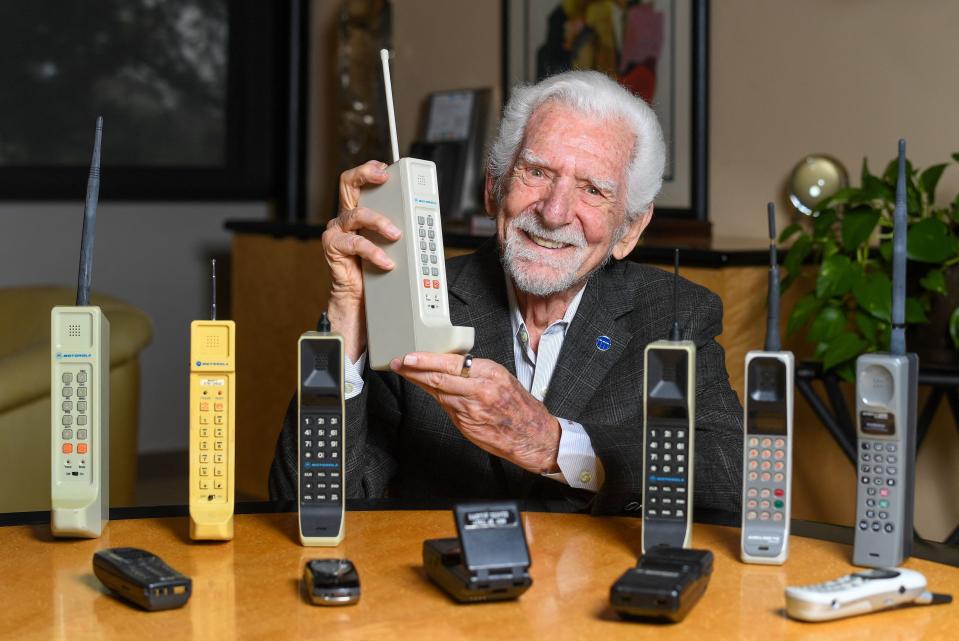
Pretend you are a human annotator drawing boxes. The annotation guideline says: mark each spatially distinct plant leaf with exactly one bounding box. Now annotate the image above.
[812,209,838,239]
[823,331,868,370]
[856,313,878,346]
[778,222,803,244]
[861,157,873,184]
[787,293,821,336]
[905,297,928,323]
[854,271,892,321]
[807,305,846,343]
[950,305,959,349]
[841,207,881,250]
[860,174,894,203]
[835,361,857,382]
[919,268,948,295]
[952,152,959,163]
[907,217,955,263]
[879,240,893,262]
[816,254,855,299]
[783,234,812,280]
[920,163,949,203]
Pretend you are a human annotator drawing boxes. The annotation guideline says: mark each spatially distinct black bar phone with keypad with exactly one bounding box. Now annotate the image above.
[298,315,345,546]
[93,548,191,611]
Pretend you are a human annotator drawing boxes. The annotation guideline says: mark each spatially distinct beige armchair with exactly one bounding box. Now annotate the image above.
[0,286,152,513]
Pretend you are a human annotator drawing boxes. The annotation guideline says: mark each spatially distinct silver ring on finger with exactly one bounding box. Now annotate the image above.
[460,353,474,378]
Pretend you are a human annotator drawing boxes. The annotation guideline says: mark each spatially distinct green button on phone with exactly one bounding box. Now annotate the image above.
[774,500,784,509]
[879,500,889,508]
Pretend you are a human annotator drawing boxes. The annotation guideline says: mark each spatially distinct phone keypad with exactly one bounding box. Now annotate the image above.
[301,413,343,505]
[416,212,444,315]
[744,436,787,522]
[56,365,92,480]
[644,427,689,520]
[857,440,898,534]
[196,384,229,500]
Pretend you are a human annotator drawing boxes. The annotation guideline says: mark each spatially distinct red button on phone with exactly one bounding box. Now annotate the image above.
[423,279,431,288]
[432,280,440,289]
[774,488,784,497]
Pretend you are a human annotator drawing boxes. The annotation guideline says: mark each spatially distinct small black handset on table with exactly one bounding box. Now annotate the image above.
[298,312,346,546]
[303,559,360,606]
[610,547,713,622]
[92,548,191,611]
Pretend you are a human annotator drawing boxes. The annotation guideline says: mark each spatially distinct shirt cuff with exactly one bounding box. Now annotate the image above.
[344,351,367,400]
[543,417,605,492]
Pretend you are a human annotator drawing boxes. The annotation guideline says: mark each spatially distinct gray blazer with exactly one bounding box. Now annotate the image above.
[270,239,744,515]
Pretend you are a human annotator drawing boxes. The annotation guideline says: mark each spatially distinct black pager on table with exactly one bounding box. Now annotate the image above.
[92,548,191,611]
[303,559,360,606]
[610,547,713,622]
[423,501,532,603]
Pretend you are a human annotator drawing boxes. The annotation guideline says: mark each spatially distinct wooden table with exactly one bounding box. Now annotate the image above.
[1,508,956,641]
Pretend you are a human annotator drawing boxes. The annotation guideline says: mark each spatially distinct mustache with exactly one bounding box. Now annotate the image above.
[508,212,587,248]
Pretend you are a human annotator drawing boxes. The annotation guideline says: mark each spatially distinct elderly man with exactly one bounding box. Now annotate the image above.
[270,70,743,515]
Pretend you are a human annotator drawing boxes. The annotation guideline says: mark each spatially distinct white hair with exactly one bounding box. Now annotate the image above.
[487,70,666,220]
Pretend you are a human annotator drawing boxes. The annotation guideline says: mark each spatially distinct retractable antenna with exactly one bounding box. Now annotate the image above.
[890,139,907,356]
[76,116,103,306]
[210,259,217,321]
[379,49,400,163]
[765,203,781,352]
[670,248,681,341]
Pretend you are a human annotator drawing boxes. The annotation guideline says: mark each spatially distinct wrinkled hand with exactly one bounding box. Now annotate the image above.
[389,352,561,474]
[322,160,401,361]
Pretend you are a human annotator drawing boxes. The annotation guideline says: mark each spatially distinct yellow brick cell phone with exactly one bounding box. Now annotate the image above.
[51,117,109,538]
[189,259,236,540]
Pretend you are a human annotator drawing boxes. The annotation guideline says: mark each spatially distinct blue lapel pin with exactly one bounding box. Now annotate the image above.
[596,335,611,351]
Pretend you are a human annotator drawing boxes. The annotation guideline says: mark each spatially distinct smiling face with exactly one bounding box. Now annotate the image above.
[490,101,652,298]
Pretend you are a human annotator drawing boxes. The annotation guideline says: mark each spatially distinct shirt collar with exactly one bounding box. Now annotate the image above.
[505,276,587,346]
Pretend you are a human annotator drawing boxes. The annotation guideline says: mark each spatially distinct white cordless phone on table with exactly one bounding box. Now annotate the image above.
[641,250,696,553]
[359,49,474,371]
[298,312,346,546]
[785,568,951,621]
[189,259,236,540]
[741,204,794,564]
[853,140,918,568]
[51,117,110,538]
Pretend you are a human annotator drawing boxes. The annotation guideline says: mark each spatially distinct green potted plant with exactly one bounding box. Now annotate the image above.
[780,151,959,380]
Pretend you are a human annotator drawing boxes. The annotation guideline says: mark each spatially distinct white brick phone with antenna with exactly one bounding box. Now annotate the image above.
[741,203,794,564]
[51,117,110,538]
[359,49,474,370]
[852,140,918,568]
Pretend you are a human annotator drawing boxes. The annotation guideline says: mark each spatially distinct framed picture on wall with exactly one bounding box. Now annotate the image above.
[0,0,285,201]
[503,0,708,221]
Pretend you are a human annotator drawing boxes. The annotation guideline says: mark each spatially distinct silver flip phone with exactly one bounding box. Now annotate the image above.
[741,204,794,564]
[852,140,918,568]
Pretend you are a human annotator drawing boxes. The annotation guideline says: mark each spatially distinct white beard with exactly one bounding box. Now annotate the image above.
[501,212,590,296]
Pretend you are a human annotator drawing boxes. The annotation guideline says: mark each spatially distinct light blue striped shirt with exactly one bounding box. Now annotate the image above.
[505,279,603,492]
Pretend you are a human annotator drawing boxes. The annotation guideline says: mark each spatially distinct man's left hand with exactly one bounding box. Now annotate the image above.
[389,352,561,474]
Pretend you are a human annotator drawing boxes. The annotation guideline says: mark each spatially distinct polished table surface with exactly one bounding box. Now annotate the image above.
[1,509,957,641]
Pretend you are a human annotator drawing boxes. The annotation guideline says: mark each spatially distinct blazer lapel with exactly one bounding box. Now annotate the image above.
[545,264,635,419]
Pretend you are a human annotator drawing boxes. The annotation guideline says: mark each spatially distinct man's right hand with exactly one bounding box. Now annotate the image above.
[323,160,401,363]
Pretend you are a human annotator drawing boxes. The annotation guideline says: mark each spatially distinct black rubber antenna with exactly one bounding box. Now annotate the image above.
[210,259,217,320]
[890,139,907,356]
[765,203,781,352]
[76,117,102,306]
[670,248,681,341]
[317,311,331,333]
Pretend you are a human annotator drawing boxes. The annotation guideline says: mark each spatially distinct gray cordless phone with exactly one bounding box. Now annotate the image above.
[741,204,794,564]
[641,250,695,553]
[852,140,918,568]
